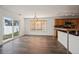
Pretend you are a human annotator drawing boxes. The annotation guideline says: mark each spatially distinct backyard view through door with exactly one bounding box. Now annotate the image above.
[3,17,19,40]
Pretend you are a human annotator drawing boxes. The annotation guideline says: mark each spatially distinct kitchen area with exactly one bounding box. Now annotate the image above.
[55,18,79,54]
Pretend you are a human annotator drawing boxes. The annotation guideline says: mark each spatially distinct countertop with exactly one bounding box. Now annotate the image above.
[55,27,79,36]
[55,27,79,31]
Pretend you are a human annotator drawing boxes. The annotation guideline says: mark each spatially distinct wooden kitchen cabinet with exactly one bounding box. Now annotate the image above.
[55,18,79,27]
[55,19,64,26]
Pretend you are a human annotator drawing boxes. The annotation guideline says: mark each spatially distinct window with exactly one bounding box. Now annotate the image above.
[30,20,47,31]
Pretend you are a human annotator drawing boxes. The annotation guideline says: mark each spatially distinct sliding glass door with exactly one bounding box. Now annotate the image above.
[3,17,12,40]
[3,17,19,40]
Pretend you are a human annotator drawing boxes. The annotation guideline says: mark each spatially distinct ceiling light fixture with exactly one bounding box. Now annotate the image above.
[33,12,38,20]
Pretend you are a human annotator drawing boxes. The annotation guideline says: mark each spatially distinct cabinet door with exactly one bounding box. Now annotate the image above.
[58,31,67,48]
[59,19,64,25]
[55,19,64,26]
[69,35,79,54]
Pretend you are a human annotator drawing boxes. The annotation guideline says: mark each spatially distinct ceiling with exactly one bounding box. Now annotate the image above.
[1,5,79,18]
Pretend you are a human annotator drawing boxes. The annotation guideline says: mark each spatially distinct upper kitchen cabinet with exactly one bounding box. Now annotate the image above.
[55,19,64,27]
[55,18,79,28]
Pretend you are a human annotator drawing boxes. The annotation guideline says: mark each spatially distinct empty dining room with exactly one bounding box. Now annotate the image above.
[0,5,79,54]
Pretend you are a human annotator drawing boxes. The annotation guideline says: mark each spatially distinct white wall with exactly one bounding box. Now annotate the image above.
[18,16,25,36]
[24,17,55,36]
[0,15,3,45]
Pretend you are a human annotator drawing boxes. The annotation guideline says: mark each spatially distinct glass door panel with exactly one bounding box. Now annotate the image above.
[13,20,19,37]
[3,17,12,40]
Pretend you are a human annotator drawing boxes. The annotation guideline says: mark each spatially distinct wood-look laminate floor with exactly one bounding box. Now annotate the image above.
[0,35,69,54]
